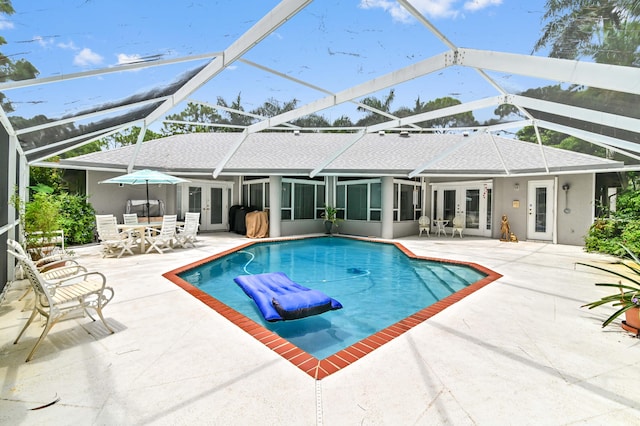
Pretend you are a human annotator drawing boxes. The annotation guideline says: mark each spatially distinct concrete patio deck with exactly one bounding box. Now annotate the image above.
[1,233,638,425]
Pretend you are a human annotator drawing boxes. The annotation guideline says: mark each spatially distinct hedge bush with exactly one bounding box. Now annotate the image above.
[585,189,640,256]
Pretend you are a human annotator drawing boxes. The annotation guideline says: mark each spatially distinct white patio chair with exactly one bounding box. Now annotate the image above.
[123,213,139,225]
[18,253,84,285]
[145,214,177,254]
[95,214,136,258]
[175,212,200,248]
[15,243,87,306]
[122,213,151,245]
[452,215,464,238]
[418,216,430,237]
[7,239,115,362]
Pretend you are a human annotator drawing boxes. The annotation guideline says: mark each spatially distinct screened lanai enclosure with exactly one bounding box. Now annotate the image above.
[2,0,640,290]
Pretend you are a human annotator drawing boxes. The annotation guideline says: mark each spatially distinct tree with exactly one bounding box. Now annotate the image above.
[99,126,162,150]
[0,1,39,112]
[493,103,522,120]
[419,97,478,131]
[217,92,254,127]
[30,167,66,193]
[332,115,354,127]
[513,82,639,157]
[9,115,76,151]
[594,20,640,66]
[250,97,298,118]
[162,102,223,134]
[533,0,640,66]
[355,89,395,126]
[291,113,330,128]
[557,135,607,156]
[516,126,568,147]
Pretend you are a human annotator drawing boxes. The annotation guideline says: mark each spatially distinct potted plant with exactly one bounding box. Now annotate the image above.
[580,244,640,336]
[321,205,340,235]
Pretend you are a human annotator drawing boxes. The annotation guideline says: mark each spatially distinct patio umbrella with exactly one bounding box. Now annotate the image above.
[100,169,190,224]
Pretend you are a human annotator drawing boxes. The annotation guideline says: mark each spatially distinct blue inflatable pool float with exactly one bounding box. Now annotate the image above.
[233,272,343,322]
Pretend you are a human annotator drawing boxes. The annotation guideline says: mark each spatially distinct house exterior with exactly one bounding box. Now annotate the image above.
[60,131,624,246]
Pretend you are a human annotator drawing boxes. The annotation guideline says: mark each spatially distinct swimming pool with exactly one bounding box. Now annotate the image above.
[164,236,501,379]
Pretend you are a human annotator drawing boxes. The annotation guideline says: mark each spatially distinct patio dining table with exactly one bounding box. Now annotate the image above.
[433,219,449,236]
[117,221,183,253]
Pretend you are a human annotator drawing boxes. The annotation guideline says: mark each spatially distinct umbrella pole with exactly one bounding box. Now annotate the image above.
[146,180,151,224]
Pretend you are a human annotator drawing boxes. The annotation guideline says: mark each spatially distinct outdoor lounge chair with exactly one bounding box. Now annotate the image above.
[7,239,115,362]
[175,212,200,248]
[96,214,136,258]
[145,214,177,254]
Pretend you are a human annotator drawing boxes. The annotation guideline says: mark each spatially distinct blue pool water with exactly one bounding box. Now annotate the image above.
[178,237,486,360]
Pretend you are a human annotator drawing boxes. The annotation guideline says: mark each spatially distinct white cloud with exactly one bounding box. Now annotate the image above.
[73,48,103,67]
[117,53,141,65]
[463,0,502,12]
[0,19,14,30]
[359,0,412,22]
[58,41,78,50]
[34,35,54,48]
[359,0,501,21]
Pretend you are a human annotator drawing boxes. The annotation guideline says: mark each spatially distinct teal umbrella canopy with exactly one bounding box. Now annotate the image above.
[100,169,190,223]
[99,169,190,185]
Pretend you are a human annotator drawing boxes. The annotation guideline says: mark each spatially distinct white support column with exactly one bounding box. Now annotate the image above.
[325,176,335,206]
[8,135,17,239]
[381,176,394,239]
[269,176,282,238]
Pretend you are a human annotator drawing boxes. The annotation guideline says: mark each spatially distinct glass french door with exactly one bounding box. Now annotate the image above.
[180,182,232,231]
[432,181,492,237]
[527,180,554,241]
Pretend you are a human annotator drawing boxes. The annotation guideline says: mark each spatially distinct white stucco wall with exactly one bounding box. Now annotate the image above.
[87,171,178,221]
[494,177,528,241]
[493,174,595,246]
[85,171,597,245]
[556,173,595,246]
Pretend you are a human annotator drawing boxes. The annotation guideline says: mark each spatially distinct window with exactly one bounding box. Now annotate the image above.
[272,178,325,220]
[294,183,315,219]
[370,182,381,221]
[315,185,325,219]
[337,179,379,221]
[281,181,292,219]
[347,184,368,220]
[249,184,263,210]
[336,178,419,222]
[242,178,269,211]
[398,184,414,221]
[393,180,421,221]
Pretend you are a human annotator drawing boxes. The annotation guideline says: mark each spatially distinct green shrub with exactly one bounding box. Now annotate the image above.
[616,190,640,220]
[584,219,625,255]
[621,220,640,255]
[58,193,96,245]
[585,189,640,257]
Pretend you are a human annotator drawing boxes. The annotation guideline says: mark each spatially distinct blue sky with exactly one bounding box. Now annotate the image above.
[2,0,551,126]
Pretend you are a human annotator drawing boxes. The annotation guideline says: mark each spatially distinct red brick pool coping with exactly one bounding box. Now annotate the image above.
[163,236,502,380]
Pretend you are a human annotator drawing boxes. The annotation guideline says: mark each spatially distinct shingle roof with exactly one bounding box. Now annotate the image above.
[61,132,623,177]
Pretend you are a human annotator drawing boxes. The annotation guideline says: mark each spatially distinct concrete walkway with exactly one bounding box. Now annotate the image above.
[1,233,638,425]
